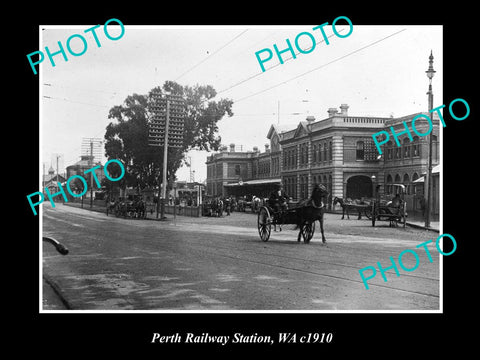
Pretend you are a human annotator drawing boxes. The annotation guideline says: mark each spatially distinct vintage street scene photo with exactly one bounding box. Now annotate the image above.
[39,24,442,311]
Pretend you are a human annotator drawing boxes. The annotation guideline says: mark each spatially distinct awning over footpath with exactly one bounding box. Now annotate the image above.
[224,178,281,187]
[413,164,441,183]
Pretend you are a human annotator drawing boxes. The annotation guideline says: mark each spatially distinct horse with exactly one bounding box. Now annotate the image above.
[133,198,146,219]
[293,184,329,243]
[106,198,116,216]
[333,197,363,220]
[211,197,223,217]
[252,196,262,213]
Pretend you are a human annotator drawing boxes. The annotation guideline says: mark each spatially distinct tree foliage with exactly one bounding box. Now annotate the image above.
[104,81,233,191]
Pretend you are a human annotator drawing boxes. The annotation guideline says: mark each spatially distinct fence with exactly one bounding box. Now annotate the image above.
[144,202,201,218]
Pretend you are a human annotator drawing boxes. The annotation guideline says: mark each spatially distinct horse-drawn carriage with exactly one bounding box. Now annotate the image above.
[106,195,146,219]
[333,197,372,220]
[202,196,224,217]
[370,184,407,227]
[257,184,328,243]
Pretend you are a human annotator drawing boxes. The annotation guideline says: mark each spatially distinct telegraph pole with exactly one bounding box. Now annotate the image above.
[81,138,102,208]
[54,154,62,202]
[148,92,185,220]
[160,100,170,220]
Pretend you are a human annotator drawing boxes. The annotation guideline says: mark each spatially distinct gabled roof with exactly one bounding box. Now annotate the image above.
[293,121,310,139]
[266,124,292,140]
[43,173,67,184]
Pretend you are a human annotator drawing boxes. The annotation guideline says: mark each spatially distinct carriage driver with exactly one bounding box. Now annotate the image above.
[268,183,290,213]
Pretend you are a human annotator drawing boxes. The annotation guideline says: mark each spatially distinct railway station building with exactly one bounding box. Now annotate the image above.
[205,104,440,215]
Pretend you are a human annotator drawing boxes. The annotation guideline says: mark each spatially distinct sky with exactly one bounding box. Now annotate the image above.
[39,23,442,183]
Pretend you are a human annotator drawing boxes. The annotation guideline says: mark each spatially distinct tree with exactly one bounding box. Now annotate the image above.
[104,81,233,192]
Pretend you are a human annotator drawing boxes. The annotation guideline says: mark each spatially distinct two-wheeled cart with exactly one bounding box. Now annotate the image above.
[371,184,407,227]
[257,205,315,243]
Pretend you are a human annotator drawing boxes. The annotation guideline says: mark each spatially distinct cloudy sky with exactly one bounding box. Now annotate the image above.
[39,23,442,182]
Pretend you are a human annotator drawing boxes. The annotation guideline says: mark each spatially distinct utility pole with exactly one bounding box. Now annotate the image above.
[55,154,62,201]
[188,156,195,182]
[148,93,185,220]
[89,140,94,208]
[425,50,436,228]
[159,100,170,220]
[81,138,102,208]
[277,101,280,125]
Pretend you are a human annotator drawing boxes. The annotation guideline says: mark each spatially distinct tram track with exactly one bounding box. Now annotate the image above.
[46,208,439,285]
[43,205,440,309]
[174,239,439,298]
[166,226,440,282]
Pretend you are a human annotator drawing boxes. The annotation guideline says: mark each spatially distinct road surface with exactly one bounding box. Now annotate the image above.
[42,203,440,311]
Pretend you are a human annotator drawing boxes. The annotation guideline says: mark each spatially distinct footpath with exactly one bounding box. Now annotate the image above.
[405,213,439,232]
[61,202,440,232]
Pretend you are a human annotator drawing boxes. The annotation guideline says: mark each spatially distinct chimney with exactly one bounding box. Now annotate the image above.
[253,146,259,153]
[306,115,315,123]
[229,143,235,152]
[327,108,338,117]
[340,104,349,116]
[265,143,270,153]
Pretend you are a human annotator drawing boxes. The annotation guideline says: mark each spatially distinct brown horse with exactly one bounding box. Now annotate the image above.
[294,184,329,243]
[333,197,363,220]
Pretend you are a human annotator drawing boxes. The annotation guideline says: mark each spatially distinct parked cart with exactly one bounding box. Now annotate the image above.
[371,184,407,227]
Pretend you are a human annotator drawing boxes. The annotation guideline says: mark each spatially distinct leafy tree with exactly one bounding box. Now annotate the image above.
[104,81,233,192]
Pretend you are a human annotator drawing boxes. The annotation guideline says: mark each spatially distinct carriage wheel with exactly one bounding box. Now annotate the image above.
[301,221,315,243]
[258,207,272,242]
[400,210,406,228]
[364,207,372,220]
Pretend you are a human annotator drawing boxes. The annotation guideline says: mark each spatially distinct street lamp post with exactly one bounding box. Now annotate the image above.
[425,50,436,228]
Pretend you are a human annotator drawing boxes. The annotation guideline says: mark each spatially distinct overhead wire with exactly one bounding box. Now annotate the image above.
[42,27,408,170]
[234,28,407,103]
[216,29,343,96]
[174,29,249,81]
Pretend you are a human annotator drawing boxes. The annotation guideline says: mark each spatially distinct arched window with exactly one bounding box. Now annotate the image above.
[356,141,365,160]
[412,172,419,194]
[395,174,401,183]
[403,173,410,194]
[386,174,393,195]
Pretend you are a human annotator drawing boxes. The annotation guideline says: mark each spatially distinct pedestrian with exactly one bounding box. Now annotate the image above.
[225,196,231,216]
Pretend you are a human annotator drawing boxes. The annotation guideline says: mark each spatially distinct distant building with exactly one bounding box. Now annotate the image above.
[43,165,67,194]
[205,104,440,216]
[169,181,205,206]
[65,155,105,199]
